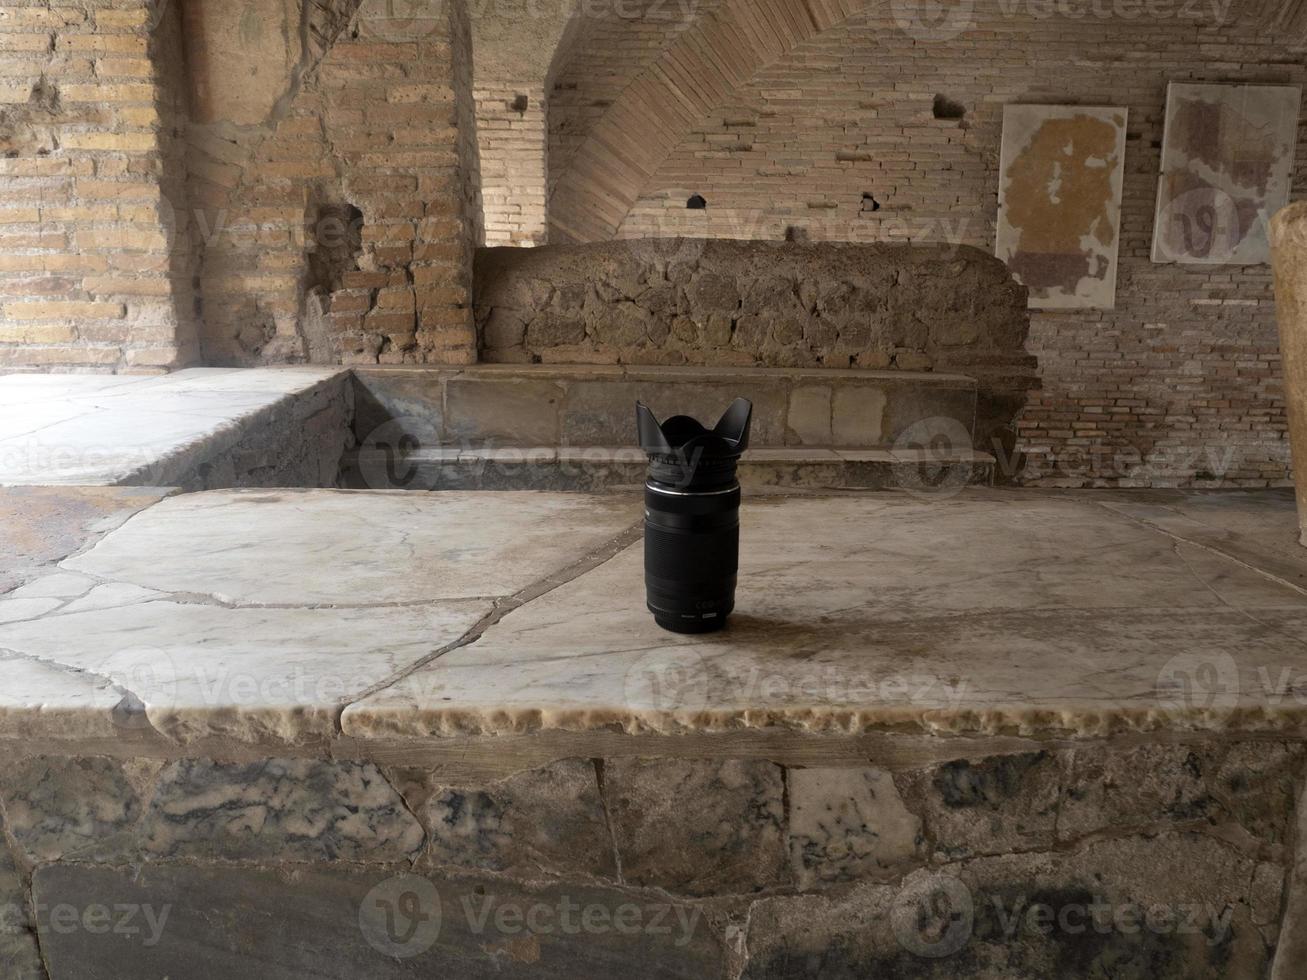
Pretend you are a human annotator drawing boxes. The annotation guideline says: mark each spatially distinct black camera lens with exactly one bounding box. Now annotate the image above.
[636,398,752,633]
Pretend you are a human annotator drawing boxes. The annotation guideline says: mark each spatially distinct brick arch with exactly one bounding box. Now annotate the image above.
[547,0,877,243]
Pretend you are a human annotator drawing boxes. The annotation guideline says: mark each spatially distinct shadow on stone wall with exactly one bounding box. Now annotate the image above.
[473,239,1038,466]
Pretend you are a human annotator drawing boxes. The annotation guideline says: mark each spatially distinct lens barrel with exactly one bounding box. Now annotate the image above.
[636,399,752,634]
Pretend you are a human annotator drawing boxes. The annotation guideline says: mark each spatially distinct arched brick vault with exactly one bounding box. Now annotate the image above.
[545,0,1307,244]
[547,0,879,243]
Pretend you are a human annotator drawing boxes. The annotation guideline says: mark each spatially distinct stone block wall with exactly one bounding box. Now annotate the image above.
[547,0,1307,487]
[1,741,1302,976]
[0,0,199,373]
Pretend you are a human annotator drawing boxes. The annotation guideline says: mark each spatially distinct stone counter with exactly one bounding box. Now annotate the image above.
[3,487,1306,747]
[1,487,1305,977]
[0,368,351,489]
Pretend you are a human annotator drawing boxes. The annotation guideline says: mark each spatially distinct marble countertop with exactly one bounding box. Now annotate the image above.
[0,367,346,486]
[1,486,1305,749]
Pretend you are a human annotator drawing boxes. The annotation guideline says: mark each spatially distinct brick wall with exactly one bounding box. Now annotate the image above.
[477,84,547,246]
[185,0,479,367]
[552,0,1306,488]
[547,0,719,199]
[0,0,199,372]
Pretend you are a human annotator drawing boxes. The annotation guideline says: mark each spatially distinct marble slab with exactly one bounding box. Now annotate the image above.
[3,487,1306,750]
[0,489,639,743]
[0,367,346,485]
[62,488,640,604]
[0,484,169,594]
[342,491,1307,740]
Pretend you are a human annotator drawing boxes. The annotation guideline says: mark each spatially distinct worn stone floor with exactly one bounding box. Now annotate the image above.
[1,484,1303,750]
[0,368,347,486]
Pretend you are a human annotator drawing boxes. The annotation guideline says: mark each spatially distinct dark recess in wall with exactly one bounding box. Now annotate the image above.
[932,94,966,120]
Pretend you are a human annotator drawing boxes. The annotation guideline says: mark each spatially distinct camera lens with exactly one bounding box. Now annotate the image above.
[637,399,752,634]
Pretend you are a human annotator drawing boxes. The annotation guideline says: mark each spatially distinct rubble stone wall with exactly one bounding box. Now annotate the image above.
[474,238,1036,454]
[2,740,1302,977]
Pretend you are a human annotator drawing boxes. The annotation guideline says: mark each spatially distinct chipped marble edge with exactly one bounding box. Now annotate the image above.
[335,702,1307,744]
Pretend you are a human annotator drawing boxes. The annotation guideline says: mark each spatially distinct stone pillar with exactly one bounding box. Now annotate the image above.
[1270,202,1307,548]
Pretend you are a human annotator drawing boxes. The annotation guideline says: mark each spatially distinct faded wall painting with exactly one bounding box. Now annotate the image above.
[996,105,1128,310]
[1152,83,1300,265]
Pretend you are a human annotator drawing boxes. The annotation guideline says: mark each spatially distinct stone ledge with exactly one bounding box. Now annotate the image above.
[340,445,997,491]
[0,367,351,488]
[352,362,981,451]
[0,487,1304,754]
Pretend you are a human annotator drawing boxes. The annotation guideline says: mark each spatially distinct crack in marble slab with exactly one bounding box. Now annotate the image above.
[1093,498,1307,599]
[333,521,644,734]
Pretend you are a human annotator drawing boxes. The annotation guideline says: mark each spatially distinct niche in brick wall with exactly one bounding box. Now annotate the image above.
[304,198,364,362]
[932,94,966,121]
[308,201,364,286]
[687,194,707,209]
[0,77,61,156]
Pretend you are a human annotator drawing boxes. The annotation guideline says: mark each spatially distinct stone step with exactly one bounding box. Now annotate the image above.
[351,364,979,451]
[338,446,996,492]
